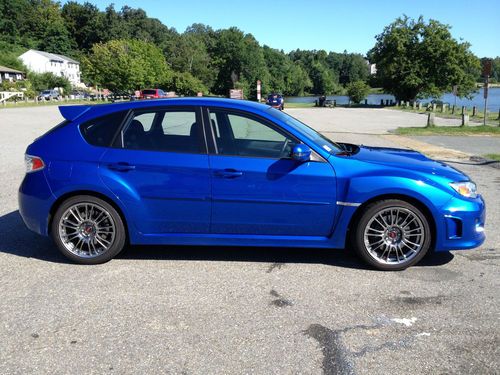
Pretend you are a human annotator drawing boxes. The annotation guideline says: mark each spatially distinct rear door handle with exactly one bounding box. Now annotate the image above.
[108,162,136,172]
[214,169,243,178]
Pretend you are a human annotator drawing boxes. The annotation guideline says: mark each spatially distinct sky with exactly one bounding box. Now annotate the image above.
[68,0,500,57]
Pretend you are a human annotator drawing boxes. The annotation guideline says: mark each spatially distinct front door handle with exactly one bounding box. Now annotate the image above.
[108,162,136,172]
[214,169,243,179]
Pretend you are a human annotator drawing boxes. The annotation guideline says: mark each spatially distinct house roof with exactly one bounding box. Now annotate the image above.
[24,49,79,64]
[0,65,24,74]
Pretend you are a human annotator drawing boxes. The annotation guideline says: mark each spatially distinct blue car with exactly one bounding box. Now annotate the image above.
[266,93,284,110]
[19,98,485,270]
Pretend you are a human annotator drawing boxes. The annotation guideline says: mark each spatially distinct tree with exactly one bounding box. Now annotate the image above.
[82,39,170,92]
[162,71,207,96]
[346,80,370,103]
[61,1,104,52]
[167,32,217,89]
[211,27,269,98]
[28,71,71,93]
[327,51,370,85]
[309,61,337,95]
[368,16,480,101]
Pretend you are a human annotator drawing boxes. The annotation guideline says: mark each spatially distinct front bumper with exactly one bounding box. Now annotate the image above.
[435,195,486,251]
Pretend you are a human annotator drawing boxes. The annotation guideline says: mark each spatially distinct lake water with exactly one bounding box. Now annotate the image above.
[286,87,500,112]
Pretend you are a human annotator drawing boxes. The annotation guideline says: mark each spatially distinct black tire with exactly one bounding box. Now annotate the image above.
[352,199,431,271]
[51,195,126,264]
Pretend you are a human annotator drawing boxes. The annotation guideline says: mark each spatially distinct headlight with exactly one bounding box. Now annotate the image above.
[450,181,477,198]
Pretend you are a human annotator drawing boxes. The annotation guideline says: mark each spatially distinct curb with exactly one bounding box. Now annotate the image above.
[469,156,500,169]
[380,135,470,160]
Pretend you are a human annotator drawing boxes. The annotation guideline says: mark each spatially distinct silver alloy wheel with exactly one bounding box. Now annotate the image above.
[363,207,425,265]
[58,203,116,258]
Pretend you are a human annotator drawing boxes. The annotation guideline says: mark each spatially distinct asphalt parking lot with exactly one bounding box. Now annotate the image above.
[0,106,499,374]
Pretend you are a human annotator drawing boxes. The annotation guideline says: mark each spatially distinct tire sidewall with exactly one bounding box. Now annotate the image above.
[51,195,126,264]
[354,200,432,271]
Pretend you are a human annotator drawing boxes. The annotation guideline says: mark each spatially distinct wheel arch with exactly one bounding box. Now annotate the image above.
[48,190,130,243]
[346,193,437,250]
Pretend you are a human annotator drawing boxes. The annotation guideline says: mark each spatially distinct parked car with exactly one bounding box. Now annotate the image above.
[38,90,60,101]
[19,98,485,269]
[69,91,89,100]
[139,89,166,99]
[266,93,284,110]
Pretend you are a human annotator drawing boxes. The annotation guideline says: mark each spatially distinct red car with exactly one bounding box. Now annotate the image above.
[139,89,166,99]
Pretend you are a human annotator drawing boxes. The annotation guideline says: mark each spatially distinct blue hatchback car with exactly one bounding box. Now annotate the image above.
[19,98,485,270]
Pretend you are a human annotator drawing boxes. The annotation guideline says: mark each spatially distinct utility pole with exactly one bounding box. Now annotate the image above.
[482,59,492,126]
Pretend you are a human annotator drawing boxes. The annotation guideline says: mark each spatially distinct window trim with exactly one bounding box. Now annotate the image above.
[117,105,208,155]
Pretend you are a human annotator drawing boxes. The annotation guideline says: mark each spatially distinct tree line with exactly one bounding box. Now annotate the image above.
[0,0,498,101]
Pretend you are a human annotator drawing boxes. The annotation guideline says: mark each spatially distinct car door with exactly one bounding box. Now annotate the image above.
[99,106,211,234]
[205,107,337,237]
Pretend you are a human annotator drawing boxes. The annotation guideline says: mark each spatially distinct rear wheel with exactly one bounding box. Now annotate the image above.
[51,195,126,264]
[353,199,431,270]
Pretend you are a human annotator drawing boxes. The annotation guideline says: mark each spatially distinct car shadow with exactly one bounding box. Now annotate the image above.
[0,210,454,269]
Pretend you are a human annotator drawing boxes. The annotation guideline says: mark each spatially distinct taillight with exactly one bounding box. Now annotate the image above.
[25,154,45,173]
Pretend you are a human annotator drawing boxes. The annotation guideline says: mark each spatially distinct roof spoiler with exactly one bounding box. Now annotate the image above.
[59,105,92,121]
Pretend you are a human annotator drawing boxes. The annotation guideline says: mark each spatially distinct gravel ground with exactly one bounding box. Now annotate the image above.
[0,106,498,374]
[409,135,500,156]
[286,107,461,134]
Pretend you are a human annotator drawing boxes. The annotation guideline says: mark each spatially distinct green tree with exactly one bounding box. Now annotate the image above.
[309,61,337,95]
[61,1,104,52]
[346,80,370,103]
[28,71,71,93]
[211,27,269,98]
[327,51,370,85]
[368,16,480,101]
[82,39,170,92]
[167,32,217,89]
[285,63,312,96]
[161,71,208,96]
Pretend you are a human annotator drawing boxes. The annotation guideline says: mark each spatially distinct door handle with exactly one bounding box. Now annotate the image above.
[214,169,243,178]
[108,162,136,172]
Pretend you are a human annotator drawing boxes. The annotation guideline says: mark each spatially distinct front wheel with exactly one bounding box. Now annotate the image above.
[353,200,431,270]
[51,195,126,264]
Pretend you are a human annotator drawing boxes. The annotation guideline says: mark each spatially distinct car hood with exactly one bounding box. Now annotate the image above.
[345,144,467,181]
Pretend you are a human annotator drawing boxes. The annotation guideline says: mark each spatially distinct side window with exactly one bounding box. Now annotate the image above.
[133,112,155,131]
[209,110,295,158]
[161,111,196,135]
[80,111,126,147]
[123,109,203,153]
[228,114,286,142]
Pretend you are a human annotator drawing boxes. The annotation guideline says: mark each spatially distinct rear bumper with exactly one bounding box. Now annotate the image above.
[18,171,55,236]
[435,195,486,251]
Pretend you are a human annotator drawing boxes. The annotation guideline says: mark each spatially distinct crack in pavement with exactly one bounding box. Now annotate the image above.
[304,320,418,375]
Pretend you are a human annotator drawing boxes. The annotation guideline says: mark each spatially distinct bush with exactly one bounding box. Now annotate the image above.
[346,80,370,104]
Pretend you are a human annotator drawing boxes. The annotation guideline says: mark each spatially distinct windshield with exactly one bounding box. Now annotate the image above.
[42,90,51,94]
[142,90,156,95]
[267,108,342,154]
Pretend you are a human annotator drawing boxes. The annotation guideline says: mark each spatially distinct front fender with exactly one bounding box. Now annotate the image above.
[329,172,454,249]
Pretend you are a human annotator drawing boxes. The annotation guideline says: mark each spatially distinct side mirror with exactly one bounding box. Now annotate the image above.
[291,144,311,162]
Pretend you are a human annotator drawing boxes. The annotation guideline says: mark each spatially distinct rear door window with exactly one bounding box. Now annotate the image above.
[122,108,205,153]
[80,111,127,147]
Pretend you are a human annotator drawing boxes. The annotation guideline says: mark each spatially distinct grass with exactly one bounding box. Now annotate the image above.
[391,105,500,126]
[483,153,500,161]
[395,125,500,136]
[284,102,316,108]
[0,99,113,109]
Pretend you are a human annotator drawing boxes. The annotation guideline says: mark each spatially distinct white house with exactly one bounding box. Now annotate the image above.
[0,65,25,83]
[19,49,82,87]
